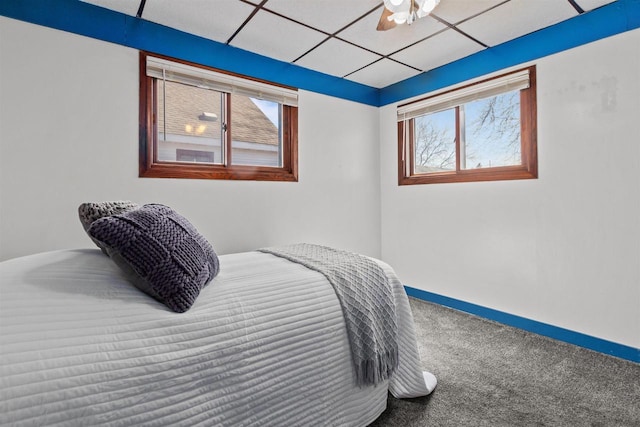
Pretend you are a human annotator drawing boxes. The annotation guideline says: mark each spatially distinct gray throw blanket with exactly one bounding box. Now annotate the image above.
[258,243,398,387]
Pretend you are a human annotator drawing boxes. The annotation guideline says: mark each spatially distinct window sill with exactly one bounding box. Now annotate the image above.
[399,165,537,185]
[140,162,298,182]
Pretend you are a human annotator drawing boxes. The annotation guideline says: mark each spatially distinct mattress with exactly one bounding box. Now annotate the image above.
[0,249,433,426]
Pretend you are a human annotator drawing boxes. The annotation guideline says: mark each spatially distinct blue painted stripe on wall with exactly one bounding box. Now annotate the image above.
[0,0,379,106]
[1,0,638,107]
[405,286,640,364]
[379,0,640,105]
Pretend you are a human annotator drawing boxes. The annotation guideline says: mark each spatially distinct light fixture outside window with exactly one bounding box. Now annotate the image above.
[198,112,218,122]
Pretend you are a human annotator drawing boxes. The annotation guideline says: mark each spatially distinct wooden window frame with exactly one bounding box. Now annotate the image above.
[398,66,537,185]
[139,52,298,182]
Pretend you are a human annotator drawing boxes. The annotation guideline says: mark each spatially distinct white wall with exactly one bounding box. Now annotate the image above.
[1,16,638,349]
[0,17,381,261]
[380,29,640,348]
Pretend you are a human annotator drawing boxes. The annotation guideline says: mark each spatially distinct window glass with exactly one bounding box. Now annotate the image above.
[413,109,456,173]
[156,81,223,165]
[139,52,298,182]
[462,91,521,170]
[397,66,537,185]
[176,149,216,163]
[230,95,282,167]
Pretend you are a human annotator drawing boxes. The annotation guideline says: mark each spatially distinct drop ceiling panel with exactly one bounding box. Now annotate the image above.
[431,0,506,24]
[143,0,256,44]
[576,0,618,11]
[265,0,381,34]
[296,38,382,78]
[391,29,485,72]
[230,9,328,63]
[458,0,578,47]
[347,59,421,88]
[81,0,139,16]
[338,8,447,56]
[79,0,614,90]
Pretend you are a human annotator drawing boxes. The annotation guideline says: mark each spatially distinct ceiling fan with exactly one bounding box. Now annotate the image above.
[377,0,441,31]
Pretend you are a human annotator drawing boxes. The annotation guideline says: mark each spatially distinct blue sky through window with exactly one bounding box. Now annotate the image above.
[417,91,521,171]
[251,99,280,127]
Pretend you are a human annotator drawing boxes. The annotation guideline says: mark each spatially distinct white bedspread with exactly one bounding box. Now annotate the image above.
[0,249,433,426]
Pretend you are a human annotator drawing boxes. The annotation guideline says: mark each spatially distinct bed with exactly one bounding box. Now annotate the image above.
[0,247,435,426]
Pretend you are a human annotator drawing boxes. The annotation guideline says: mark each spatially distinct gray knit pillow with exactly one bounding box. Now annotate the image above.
[88,204,219,313]
[79,201,139,254]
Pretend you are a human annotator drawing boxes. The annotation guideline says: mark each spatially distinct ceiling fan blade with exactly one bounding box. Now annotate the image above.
[376,7,397,31]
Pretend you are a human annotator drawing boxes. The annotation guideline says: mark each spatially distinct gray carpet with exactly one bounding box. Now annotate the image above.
[369,298,640,426]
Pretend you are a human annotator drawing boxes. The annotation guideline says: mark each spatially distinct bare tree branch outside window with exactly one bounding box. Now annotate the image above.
[466,92,521,167]
[398,65,537,185]
[414,110,455,173]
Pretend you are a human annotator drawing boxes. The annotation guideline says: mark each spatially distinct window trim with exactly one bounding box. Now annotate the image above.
[139,52,298,182]
[398,66,537,185]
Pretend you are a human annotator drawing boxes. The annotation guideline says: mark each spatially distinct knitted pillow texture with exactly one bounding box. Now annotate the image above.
[88,204,219,313]
[78,201,139,254]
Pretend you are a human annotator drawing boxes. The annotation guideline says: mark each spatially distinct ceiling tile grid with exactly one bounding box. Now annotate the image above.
[264,0,381,34]
[295,38,383,78]
[229,9,328,63]
[457,0,579,47]
[79,0,621,89]
[346,58,422,88]
[337,9,448,56]
[143,0,255,43]
[574,0,617,11]
[391,28,485,72]
[430,0,506,25]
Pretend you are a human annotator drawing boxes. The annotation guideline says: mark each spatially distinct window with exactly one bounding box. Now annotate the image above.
[398,66,537,185]
[176,149,215,163]
[139,52,298,181]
